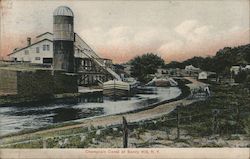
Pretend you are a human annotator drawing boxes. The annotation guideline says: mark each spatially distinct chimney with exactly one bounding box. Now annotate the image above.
[27,37,31,46]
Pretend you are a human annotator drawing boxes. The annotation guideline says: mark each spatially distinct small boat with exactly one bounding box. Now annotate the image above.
[103,80,131,98]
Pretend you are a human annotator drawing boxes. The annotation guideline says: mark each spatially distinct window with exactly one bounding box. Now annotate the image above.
[43,45,50,51]
[36,47,40,53]
[35,57,40,60]
[43,45,46,51]
[24,50,29,55]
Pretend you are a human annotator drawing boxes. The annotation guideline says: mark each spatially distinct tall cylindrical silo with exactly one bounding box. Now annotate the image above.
[53,6,75,73]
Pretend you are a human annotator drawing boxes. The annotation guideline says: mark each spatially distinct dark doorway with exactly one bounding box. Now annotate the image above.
[43,58,53,64]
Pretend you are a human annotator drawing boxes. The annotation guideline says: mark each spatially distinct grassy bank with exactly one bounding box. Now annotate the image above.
[138,83,250,137]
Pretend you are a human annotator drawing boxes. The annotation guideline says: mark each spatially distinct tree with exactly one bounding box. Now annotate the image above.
[245,52,250,63]
[174,44,250,75]
[165,61,185,69]
[130,53,165,83]
[234,70,247,83]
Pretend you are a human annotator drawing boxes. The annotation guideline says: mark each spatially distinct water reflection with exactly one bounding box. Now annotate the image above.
[0,87,181,136]
[77,94,104,103]
[52,107,104,123]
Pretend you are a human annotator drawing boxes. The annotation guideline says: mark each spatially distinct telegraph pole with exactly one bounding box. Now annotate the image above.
[122,116,128,148]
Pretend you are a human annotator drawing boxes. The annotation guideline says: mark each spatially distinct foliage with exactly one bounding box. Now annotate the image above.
[234,71,248,83]
[130,53,165,83]
[164,61,185,69]
[244,47,250,63]
[165,44,250,75]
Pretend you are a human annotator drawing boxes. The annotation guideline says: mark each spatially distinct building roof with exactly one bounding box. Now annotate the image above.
[231,66,241,69]
[199,71,207,74]
[8,32,112,61]
[36,32,53,38]
[53,6,74,17]
[8,39,53,56]
[245,65,250,69]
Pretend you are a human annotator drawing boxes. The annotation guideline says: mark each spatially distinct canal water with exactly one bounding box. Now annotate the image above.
[0,87,181,136]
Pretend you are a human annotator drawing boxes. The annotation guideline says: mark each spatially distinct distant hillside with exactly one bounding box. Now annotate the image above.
[166,43,250,74]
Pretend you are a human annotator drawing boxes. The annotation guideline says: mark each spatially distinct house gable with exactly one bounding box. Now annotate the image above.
[8,39,53,56]
[8,39,53,64]
[36,32,53,41]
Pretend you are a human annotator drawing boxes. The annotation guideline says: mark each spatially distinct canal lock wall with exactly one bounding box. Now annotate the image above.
[0,69,78,98]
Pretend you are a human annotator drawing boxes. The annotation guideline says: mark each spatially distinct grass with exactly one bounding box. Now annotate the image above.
[168,84,250,137]
[0,121,82,139]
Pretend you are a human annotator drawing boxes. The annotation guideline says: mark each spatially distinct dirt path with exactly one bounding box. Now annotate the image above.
[1,77,203,141]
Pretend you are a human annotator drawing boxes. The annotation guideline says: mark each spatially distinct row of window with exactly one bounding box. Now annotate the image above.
[14,57,52,62]
[24,45,50,55]
[38,45,50,52]
[13,57,41,61]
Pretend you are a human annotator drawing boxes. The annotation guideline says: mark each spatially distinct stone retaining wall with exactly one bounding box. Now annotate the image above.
[0,69,18,95]
[17,70,54,97]
[0,69,78,97]
[53,71,78,94]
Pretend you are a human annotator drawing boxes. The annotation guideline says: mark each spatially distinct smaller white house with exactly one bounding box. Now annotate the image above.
[242,65,250,71]
[185,65,201,76]
[185,65,200,71]
[198,71,208,80]
[155,68,167,77]
[230,66,241,75]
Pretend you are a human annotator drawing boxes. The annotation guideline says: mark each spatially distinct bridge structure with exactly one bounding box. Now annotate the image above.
[74,33,121,86]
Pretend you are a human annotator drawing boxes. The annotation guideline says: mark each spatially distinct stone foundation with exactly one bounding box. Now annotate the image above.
[0,69,78,97]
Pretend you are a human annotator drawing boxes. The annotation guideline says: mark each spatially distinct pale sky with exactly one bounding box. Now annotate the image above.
[0,0,249,63]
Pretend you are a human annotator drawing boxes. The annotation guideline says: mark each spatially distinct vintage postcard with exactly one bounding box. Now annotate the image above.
[0,0,249,158]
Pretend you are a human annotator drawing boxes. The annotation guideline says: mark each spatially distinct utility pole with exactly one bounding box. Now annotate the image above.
[122,116,128,148]
[113,79,117,101]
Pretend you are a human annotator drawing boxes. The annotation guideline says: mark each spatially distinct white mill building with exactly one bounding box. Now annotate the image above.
[8,6,121,86]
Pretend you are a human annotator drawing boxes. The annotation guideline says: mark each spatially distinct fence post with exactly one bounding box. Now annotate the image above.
[176,105,180,139]
[212,109,219,135]
[235,103,240,134]
[122,116,128,148]
[43,138,47,149]
[189,111,192,125]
